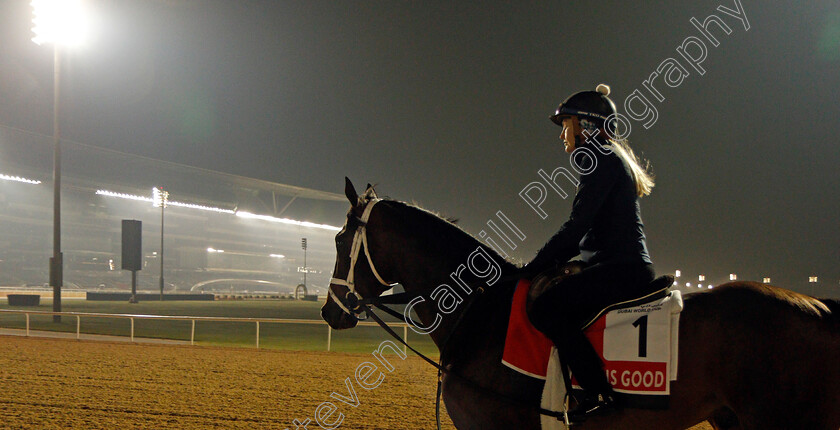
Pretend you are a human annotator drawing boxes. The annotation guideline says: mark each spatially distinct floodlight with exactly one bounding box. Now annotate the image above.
[31,0,91,47]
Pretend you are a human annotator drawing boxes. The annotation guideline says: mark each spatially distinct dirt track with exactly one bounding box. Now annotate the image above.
[0,336,711,429]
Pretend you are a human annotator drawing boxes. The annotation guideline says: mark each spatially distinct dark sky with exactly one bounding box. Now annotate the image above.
[1,0,838,294]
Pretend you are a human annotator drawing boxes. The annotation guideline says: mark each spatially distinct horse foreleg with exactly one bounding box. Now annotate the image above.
[442,375,542,430]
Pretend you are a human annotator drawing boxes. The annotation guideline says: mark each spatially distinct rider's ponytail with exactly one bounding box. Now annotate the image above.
[609,139,655,197]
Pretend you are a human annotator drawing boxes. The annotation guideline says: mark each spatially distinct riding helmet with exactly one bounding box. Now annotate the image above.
[550,84,617,132]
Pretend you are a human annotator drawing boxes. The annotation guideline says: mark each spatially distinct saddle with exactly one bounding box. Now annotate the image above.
[526,262,675,330]
[580,275,674,330]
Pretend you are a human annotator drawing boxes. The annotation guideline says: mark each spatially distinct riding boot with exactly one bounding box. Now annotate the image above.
[556,331,618,423]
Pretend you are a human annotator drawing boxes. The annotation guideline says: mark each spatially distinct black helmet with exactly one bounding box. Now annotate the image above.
[550,84,617,129]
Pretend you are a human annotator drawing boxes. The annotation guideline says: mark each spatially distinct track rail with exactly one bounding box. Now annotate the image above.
[0,308,410,352]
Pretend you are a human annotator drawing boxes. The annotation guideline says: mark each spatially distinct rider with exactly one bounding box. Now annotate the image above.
[524,84,656,422]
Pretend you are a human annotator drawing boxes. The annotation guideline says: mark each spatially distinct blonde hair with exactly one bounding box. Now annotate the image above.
[608,139,655,197]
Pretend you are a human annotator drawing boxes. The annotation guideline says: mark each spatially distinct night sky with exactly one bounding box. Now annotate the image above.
[1,1,838,294]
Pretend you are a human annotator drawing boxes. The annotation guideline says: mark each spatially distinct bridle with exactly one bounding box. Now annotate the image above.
[328,198,394,319]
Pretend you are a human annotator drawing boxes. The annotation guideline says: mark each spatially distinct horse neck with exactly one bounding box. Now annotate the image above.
[374,203,516,350]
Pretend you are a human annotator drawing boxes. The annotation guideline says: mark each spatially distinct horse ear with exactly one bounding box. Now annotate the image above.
[345,177,359,206]
[365,183,378,199]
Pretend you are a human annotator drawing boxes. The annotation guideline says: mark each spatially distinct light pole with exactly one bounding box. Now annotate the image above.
[301,237,308,289]
[153,187,168,300]
[31,0,89,323]
[49,38,62,322]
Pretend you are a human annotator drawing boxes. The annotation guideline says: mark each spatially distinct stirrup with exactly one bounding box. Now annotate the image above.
[567,392,618,424]
[561,393,571,427]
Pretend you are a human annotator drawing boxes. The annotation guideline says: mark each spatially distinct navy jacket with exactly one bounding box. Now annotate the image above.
[527,142,652,274]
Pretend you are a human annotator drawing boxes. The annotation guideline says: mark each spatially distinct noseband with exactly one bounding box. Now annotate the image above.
[328,198,393,319]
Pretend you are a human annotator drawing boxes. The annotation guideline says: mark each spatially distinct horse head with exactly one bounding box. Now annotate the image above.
[320,178,396,330]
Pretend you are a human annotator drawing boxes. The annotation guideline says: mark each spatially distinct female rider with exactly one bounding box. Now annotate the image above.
[524,84,656,423]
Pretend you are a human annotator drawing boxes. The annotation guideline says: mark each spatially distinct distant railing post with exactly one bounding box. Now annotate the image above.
[0,311,402,353]
[327,326,332,351]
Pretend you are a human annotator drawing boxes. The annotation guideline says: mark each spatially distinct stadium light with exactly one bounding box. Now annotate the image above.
[0,173,42,185]
[763,277,771,284]
[730,273,737,281]
[96,189,154,203]
[152,187,168,208]
[97,189,235,214]
[168,200,235,214]
[698,275,705,281]
[96,189,340,231]
[235,211,341,231]
[809,276,818,283]
[31,0,91,47]
[675,270,681,278]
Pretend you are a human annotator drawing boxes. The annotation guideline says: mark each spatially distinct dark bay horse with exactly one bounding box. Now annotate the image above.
[321,179,840,430]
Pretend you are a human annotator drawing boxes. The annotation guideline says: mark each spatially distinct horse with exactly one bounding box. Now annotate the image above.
[321,179,840,430]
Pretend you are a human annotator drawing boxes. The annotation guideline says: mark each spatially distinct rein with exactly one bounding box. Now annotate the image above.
[327,198,566,427]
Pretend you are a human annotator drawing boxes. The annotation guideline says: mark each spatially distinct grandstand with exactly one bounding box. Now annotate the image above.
[0,125,347,295]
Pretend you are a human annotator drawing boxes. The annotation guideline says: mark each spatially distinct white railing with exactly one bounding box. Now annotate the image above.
[0,309,411,353]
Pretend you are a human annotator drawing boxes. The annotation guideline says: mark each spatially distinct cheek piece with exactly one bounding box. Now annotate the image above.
[327,199,393,319]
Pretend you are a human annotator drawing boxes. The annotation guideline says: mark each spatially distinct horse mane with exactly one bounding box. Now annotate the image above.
[378,199,517,272]
[405,199,459,224]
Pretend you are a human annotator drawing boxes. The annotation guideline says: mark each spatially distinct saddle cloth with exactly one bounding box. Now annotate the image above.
[501,279,555,379]
[502,278,684,419]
